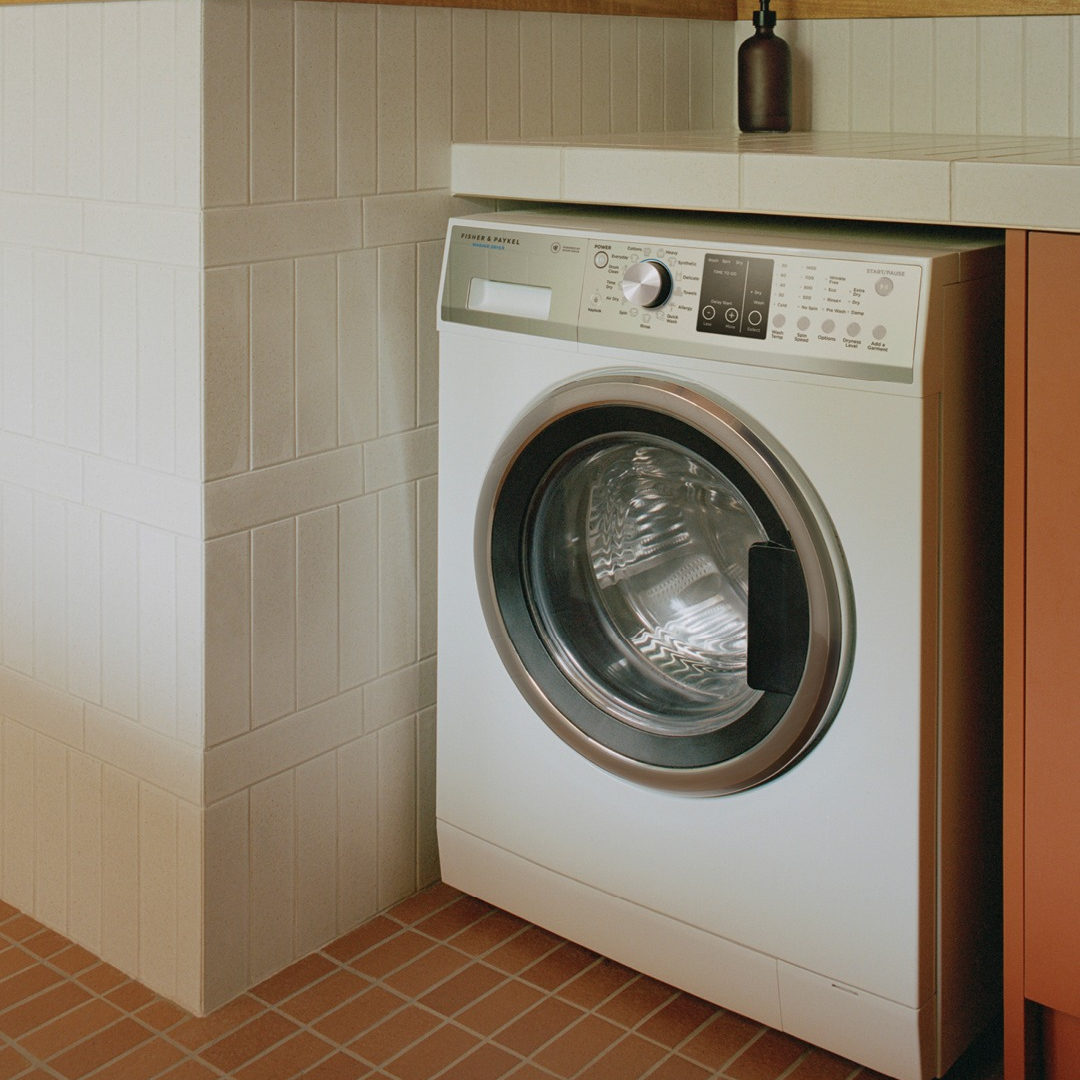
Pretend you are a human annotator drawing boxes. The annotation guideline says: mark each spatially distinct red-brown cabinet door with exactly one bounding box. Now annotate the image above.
[1025,231,1080,1032]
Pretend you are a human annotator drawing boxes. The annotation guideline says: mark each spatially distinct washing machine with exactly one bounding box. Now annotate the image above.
[435,208,1003,1080]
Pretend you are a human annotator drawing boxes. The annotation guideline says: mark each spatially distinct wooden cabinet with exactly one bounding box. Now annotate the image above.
[1004,230,1080,1080]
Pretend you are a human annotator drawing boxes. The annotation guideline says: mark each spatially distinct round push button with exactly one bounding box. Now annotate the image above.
[594,251,609,269]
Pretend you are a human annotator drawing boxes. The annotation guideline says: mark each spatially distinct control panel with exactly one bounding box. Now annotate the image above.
[580,236,923,379]
[442,221,931,383]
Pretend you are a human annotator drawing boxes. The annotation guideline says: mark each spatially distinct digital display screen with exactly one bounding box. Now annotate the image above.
[696,254,774,340]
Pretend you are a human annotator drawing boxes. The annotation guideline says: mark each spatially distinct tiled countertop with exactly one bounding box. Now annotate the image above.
[451,131,1080,232]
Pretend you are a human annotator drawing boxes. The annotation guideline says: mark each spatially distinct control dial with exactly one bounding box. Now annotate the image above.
[620,259,673,309]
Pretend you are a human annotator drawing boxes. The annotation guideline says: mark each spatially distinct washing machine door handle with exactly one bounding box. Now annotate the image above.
[746,541,810,697]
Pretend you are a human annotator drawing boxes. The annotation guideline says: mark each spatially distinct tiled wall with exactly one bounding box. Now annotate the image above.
[195,0,731,1011]
[761,15,1080,136]
[0,0,726,1015]
[0,0,206,1011]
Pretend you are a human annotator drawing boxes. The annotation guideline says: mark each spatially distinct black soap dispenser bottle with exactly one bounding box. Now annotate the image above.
[738,0,792,133]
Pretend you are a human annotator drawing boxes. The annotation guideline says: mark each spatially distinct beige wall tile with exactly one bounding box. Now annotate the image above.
[251,0,295,205]
[250,260,297,470]
[204,531,252,747]
[377,484,418,676]
[336,736,378,931]
[296,507,340,710]
[377,6,416,194]
[203,790,250,1011]
[296,753,338,954]
[338,495,378,693]
[552,14,583,136]
[100,765,139,977]
[1024,16,1070,137]
[338,248,379,447]
[296,255,340,457]
[66,6,102,200]
[934,19,977,135]
[101,3,137,203]
[202,0,249,207]
[451,9,487,144]
[175,799,203,1011]
[1,719,34,912]
[33,735,68,932]
[249,771,296,984]
[296,2,337,201]
[377,717,416,910]
[251,519,297,727]
[487,11,521,141]
[139,783,179,997]
[337,4,377,197]
[67,751,103,953]
[416,8,452,190]
[203,266,251,480]
[376,244,417,438]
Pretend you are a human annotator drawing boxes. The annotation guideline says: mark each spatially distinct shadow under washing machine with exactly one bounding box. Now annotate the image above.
[434,208,1004,1080]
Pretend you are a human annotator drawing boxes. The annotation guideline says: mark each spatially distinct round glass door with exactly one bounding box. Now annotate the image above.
[477,375,854,795]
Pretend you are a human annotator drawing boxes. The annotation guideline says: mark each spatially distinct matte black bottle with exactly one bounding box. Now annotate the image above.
[738,0,792,133]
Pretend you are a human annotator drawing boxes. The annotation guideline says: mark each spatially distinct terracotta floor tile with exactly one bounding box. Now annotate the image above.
[419,962,506,1018]
[643,1055,715,1080]
[1,962,62,1006]
[82,1035,187,1080]
[104,979,157,1013]
[0,900,20,921]
[520,942,599,993]
[485,926,564,975]
[728,1029,809,1080]
[636,993,717,1048]
[1,914,45,943]
[48,945,99,977]
[279,968,372,1024]
[197,1011,300,1073]
[0,1044,31,1080]
[575,1033,667,1080]
[169,994,264,1051]
[557,958,639,1009]
[0,946,35,980]
[135,998,189,1033]
[75,964,129,995]
[596,976,678,1029]
[456,980,545,1037]
[783,1046,862,1080]
[350,931,435,981]
[232,1029,338,1080]
[0,891,1004,1080]
[531,1014,625,1077]
[314,986,408,1046]
[414,896,494,941]
[158,1059,223,1080]
[448,911,532,957]
[384,945,470,997]
[383,1022,479,1080]
[436,1042,522,1080]
[48,1016,154,1079]
[0,982,92,1040]
[386,883,465,926]
[20,998,124,1061]
[349,1006,441,1066]
[251,952,338,1004]
[302,1050,377,1079]
[680,1011,764,1071]
[323,916,400,963]
[493,997,585,1057]
[21,928,72,959]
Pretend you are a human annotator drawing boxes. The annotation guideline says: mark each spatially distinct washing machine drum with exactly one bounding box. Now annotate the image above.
[477,374,854,796]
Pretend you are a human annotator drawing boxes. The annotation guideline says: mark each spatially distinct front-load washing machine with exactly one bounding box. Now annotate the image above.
[435,209,1003,1080]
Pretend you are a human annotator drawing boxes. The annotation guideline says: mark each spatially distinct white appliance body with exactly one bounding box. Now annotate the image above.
[436,210,1003,1080]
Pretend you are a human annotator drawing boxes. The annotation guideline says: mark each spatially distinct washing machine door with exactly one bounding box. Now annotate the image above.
[477,373,854,796]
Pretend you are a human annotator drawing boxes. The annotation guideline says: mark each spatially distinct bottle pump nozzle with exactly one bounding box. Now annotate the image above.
[753,0,777,28]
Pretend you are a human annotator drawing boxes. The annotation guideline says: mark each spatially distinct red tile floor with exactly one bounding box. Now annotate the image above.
[1,882,1003,1080]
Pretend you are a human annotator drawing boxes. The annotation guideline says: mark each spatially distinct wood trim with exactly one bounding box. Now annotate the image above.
[738,0,1080,17]
[1002,229,1034,1080]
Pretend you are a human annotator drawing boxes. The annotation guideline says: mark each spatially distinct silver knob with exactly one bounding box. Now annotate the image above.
[620,260,672,309]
